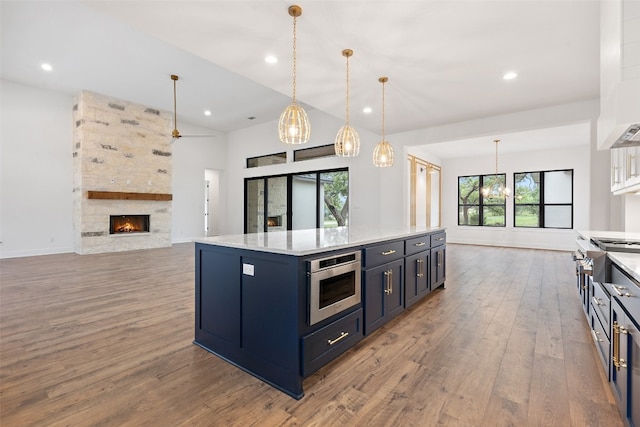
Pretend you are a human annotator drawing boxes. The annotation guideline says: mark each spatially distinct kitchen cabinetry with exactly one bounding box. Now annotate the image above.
[405,251,430,308]
[607,264,640,427]
[363,241,405,335]
[431,232,446,288]
[405,235,431,308]
[611,146,640,195]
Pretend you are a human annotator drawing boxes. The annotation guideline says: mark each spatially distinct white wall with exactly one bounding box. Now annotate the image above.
[440,147,589,251]
[224,108,384,235]
[170,123,227,243]
[0,79,227,257]
[0,80,74,257]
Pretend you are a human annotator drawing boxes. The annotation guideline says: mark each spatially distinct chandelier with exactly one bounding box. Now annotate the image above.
[334,49,360,157]
[373,77,394,167]
[278,5,310,145]
[481,139,511,198]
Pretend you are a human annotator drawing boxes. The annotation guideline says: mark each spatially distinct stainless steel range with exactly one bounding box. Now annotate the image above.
[590,237,640,254]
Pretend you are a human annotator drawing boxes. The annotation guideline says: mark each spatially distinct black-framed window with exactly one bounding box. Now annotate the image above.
[458,174,506,227]
[514,169,573,229]
[244,168,349,233]
[246,152,286,168]
[293,144,336,162]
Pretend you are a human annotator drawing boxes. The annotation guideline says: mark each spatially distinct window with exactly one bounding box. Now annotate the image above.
[246,152,286,168]
[245,168,348,233]
[514,169,573,229]
[458,174,506,227]
[293,144,336,162]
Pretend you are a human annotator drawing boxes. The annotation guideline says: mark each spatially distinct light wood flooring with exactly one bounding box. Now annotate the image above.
[0,243,623,426]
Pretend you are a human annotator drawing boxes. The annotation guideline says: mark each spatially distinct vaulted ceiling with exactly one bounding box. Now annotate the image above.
[1,0,599,154]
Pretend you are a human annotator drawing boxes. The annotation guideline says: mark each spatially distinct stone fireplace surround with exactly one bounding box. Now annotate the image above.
[72,91,173,254]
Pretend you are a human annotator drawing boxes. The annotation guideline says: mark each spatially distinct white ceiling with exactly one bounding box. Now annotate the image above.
[1,0,600,155]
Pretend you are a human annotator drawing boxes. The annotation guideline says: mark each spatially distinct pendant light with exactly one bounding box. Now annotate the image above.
[481,139,511,198]
[334,49,360,157]
[373,77,394,167]
[278,5,310,145]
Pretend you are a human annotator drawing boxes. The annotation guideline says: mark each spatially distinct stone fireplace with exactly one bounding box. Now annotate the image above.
[72,91,173,254]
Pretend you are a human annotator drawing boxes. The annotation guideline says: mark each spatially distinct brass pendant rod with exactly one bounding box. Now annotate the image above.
[171,74,180,138]
[379,77,388,140]
[343,49,353,125]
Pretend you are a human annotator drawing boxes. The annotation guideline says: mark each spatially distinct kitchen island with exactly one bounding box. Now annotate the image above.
[193,226,446,399]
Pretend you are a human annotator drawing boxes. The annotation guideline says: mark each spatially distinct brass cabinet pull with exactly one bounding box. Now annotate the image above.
[327,331,349,345]
[591,329,603,343]
[436,237,444,241]
[613,322,620,370]
[612,285,633,298]
[417,259,423,278]
[612,322,629,370]
[384,271,390,294]
[592,297,603,306]
[414,242,426,247]
[381,249,396,256]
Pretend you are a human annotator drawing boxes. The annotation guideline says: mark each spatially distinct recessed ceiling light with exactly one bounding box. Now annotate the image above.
[41,63,53,71]
[503,71,518,80]
[265,56,278,64]
[204,110,212,116]
[363,107,372,114]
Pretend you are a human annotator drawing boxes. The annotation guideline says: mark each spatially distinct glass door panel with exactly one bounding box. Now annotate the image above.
[292,173,318,230]
[245,178,264,233]
[321,171,349,228]
[266,176,288,231]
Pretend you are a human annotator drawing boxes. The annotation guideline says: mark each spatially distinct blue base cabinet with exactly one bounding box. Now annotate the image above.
[194,229,446,399]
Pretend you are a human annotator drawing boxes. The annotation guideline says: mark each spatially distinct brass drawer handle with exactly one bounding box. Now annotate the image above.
[414,242,426,247]
[381,249,396,256]
[612,285,633,298]
[592,297,603,306]
[591,329,603,343]
[436,237,445,241]
[327,331,349,346]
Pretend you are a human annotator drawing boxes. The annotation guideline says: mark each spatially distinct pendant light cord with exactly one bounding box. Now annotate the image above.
[292,15,297,103]
[381,79,386,140]
[345,53,350,125]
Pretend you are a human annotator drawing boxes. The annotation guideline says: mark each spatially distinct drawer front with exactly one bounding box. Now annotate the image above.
[590,311,610,379]
[609,264,640,322]
[405,235,430,256]
[591,281,611,337]
[430,232,446,247]
[363,241,404,268]
[301,308,363,377]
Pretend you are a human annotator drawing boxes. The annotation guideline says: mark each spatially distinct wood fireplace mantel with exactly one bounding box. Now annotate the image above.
[87,191,173,201]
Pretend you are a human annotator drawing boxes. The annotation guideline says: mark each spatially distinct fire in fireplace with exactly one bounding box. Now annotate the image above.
[110,215,150,234]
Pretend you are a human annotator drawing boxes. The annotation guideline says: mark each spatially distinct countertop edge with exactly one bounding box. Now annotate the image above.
[194,227,446,256]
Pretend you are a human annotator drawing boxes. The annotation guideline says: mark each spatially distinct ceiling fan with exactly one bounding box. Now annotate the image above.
[170,74,216,143]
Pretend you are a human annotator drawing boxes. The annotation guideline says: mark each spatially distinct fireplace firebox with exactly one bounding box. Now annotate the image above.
[110,215,150,234]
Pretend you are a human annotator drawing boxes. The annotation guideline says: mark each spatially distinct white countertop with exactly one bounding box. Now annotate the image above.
[194,226,444,256]
[576,230,640,242]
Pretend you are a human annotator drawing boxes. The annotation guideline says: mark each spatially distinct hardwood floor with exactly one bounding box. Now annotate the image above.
[0,243,623,426]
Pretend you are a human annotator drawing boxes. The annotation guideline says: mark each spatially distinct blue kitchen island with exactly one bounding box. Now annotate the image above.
[193,226,446,399]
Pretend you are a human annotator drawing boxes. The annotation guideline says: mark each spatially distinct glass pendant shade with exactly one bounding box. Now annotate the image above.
[373,76,393,167]
[335,49,360,157]
[279,5,310,145]
[373,140,394,167]
[279,102,310,144]
[335,125,360,157]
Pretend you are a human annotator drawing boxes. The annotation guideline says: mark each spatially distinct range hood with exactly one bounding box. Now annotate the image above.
[607,123,640,149]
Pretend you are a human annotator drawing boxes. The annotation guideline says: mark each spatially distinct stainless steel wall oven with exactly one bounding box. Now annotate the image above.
[308,251,361,325]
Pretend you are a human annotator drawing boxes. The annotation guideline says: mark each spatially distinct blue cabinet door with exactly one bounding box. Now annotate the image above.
[405,251,430,308]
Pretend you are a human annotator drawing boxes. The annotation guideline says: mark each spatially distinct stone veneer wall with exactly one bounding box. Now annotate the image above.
[72,91,172,254]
